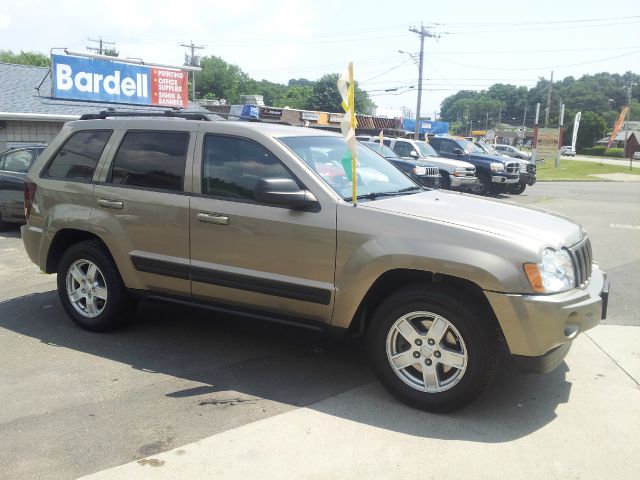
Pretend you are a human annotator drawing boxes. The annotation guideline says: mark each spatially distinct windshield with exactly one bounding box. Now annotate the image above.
[456,138,485,154]
[279,135,419,200]
[360,141,399,158]
[415,141,439,157]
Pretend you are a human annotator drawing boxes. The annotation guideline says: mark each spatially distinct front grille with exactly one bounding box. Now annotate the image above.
[425,166,439,176]
[505,162,519,175]
[568,237,593,287]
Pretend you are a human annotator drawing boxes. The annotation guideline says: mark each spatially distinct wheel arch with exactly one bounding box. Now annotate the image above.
[45,229,110,273]
[348,268,502,340]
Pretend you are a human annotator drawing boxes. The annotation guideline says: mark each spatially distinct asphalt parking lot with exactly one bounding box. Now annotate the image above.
[1,181,638,480]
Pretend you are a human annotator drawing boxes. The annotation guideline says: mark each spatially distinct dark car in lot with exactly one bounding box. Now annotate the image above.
[0,145,46,227]
[360,141,441,189]
[428,136,520,195]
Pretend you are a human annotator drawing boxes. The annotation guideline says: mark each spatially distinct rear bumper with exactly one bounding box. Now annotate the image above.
[485,266,608,372]
[21,224,45,270]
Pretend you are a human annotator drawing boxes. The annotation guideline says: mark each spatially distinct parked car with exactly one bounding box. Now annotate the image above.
[360,141,441,189]
[429,136,520,195]
[21,111,609,412]
[361,136,477,191]
[560,146,576,157]
[0,145,46,227]
[493,144,531,160]
[508,159,537,195]
[633,151,640,160]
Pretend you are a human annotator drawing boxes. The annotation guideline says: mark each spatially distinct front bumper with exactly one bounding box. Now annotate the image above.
[485,266,608,372]
[491,173,519,184]
[519,172,537,186]
[450,176,477,188]
[415,174,441,189]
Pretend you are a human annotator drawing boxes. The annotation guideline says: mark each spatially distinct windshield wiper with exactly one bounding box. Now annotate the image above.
[344,186,422,202]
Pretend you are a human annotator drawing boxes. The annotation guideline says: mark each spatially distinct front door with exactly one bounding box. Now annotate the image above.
[189,133,336,324]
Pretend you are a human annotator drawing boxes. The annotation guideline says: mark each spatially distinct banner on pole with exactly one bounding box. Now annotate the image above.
[571,112,581,150]
[337,63,358,204]
[607,107,629,148]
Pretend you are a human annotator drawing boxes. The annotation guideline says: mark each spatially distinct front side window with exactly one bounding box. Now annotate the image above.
[415,141,439,157]
[110,131,189,192]
[280,135,418,201]
[202,135,295,201]
[393,141,414,157]
[1,149,32,173]
[46,130,112,181]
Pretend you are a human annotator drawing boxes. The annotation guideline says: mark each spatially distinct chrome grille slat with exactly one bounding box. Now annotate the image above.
[569,237,593,288]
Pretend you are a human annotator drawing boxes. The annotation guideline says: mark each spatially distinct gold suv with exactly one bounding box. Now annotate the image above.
[21,111,609,412]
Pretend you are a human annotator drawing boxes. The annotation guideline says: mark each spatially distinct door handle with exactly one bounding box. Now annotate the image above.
[197,212,229,225]
[97,198,124,210]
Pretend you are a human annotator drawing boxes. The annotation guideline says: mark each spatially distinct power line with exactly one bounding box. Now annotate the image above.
[428,14,640,28]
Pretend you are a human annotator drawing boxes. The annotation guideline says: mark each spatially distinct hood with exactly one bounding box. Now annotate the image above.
[422,155,475,169]
[362,190,583,248]
[467,152,517,165]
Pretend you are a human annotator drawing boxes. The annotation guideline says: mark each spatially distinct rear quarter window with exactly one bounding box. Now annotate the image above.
[45,130,112,181]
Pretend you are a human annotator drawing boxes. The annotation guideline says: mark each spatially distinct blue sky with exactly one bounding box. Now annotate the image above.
[1,0,638,118]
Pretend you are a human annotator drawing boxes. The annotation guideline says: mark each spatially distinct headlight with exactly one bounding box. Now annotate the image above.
[490,162,504,172]
[524,248,575,293]
[453,167,467,177]
[413,166,427,175]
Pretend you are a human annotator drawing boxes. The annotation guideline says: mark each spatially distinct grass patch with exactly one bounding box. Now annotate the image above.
[536,159,640,181]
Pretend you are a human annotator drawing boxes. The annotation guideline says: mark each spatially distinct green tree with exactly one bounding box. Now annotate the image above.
[196,55,252,104]
[565,111,606,150]
[305,73,375,114]
[274,85,313,109]
[0,50,50,67]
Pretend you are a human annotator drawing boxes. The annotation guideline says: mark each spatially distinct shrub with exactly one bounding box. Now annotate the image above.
[604,148,624,158]
[579,146,607,156]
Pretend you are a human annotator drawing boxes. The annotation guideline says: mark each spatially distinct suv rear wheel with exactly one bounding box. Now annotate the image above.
[366,284,498,412]
[57,240,135,332]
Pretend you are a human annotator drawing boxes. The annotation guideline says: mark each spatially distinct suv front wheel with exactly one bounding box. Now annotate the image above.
[367,285,498,412]
[57,240,135,332]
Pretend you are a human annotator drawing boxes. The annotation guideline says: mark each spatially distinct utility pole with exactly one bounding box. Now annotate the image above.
[180,41,205,102]
[544,70,554,128]
[409,23,438,140]
[87,37,116,55]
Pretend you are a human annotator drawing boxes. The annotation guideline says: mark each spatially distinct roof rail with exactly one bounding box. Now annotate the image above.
[78,109,213,121]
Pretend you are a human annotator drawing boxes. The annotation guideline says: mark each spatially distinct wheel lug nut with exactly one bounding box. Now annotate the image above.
[427,338,435,346]
[415,339,422,346]
[413,351,420,358]
[425,359,432,366]
[434,351,441,358]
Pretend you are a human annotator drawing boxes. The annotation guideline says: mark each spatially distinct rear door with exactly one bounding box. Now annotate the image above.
[93,123,196,296]
[189,132,337,325]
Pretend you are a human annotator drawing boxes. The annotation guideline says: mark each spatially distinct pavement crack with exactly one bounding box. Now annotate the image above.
[585,333,640,389]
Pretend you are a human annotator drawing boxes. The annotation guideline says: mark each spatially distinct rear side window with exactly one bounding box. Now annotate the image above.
[202,135,295,201]
[46,130,112,180]
[110,131,189,192]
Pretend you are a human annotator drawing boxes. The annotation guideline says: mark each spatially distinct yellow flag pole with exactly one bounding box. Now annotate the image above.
[349,63,357,205]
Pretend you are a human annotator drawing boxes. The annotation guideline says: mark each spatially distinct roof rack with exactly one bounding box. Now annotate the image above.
[78,109,213,121]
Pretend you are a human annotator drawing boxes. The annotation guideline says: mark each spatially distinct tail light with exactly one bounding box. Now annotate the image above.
[24,182,37,220]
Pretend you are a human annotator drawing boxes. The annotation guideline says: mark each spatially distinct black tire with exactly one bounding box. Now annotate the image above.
[508,182,526,195]
[366,284,498,412]
[440,171,451,190]
[470,173,491,195]
[57,240,135,332]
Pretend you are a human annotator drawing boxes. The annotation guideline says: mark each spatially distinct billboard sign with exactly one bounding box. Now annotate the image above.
[535,127,560,160]
[51,54,189,108]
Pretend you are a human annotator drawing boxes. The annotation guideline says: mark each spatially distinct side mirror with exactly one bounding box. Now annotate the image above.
[452,148,464,155]
[409,150,419,158]
[254,178,318,208]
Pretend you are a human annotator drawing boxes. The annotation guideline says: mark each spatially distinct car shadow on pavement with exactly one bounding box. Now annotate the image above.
[0,224,21,238]
[1,290,571,444]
